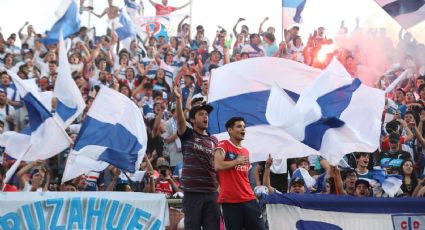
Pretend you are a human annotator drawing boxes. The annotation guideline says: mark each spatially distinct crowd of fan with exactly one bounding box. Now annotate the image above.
[0,0,425,203]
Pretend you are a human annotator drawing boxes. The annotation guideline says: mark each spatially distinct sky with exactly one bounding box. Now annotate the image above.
[0,0,424,46]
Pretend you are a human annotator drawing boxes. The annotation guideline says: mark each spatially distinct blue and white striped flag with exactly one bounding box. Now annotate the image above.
[282,0,307,28]
[208,57,322,163]
[62,87,147,182]
[0,70,71,162]
[375,0,425,28]
[266,58,385,165]
[54,30,86,127]
[124,0,141,18]
[40,0,81,44]
[115,8,136,41]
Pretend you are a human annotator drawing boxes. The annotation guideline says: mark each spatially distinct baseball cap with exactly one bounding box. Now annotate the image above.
[355,179,370,188]
[189,102,213,119]
[290,177,305,186]
[157,160,170,169]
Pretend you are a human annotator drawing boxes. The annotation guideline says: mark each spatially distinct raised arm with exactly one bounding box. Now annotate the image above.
[90,8,107,18]
[233,18,245,38]
[258,17,269,35]
[331,166,346,195]
[263,154,275,194]
[174,85,187,135]
[177,15,189,34]
[148,0,156,7]
[18,21,29,40]
[174,1,191,11]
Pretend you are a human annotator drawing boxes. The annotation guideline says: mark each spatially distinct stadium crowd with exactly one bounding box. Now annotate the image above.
[0,0,425,228]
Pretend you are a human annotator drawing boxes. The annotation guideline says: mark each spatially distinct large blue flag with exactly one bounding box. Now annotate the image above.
[282,0,307,28]
[40,0,81,44]
[208,57,322,163]
[62,87,147,182]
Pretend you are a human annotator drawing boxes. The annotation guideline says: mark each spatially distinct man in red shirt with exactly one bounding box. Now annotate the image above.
[0,165,18,192]
[148,0,191,16]
[215,117,265,230]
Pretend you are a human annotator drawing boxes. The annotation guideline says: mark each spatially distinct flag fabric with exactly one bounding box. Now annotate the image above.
[372,168,403,197]
[124,0,141,18]
[375,0,425,28]
[54,30,86,127]
[291,167,316,193]
[266,58,385,165]
[208,57,322,163]
[22,79,52,111]
[40,0,81,44]
[62,87,148,182]
[132,14,188,41]
[133,15,169,41]
[282,0,307,28]
[265,193,425,230]
[115,8,137,41]
[0,70,71,161]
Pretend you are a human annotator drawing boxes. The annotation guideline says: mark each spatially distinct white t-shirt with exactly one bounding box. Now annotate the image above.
[241,44,266,58]
[0,105,15,131]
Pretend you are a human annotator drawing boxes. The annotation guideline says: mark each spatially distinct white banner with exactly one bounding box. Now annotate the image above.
[265,193,425,230]
[0,192,169,230]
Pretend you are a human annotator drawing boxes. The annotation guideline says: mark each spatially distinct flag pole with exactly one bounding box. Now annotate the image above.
[281,1,284,42]
[189,0,193,36]
[2,144,33,190]
[88,0,93,28]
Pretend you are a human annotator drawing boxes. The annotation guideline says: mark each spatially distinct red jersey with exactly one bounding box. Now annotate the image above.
[381,136,406,151]
[3,184,18,192]
[155,180,179,198]
[216,140,255,203]
[155,3,176,15]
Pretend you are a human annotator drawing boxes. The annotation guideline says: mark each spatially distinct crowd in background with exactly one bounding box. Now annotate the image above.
[0,0,425,202]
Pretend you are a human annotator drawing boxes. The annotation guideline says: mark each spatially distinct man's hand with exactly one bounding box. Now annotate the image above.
[265,154,273,168]
[174,85,182,100]
[235,155,249,165]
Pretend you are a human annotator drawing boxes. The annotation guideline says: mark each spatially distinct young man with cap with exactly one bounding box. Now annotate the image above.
[215,117,265,230]
[354,179,371,197]
[154,158,181,198]
[289,177,306,194]
[174,86,220,229]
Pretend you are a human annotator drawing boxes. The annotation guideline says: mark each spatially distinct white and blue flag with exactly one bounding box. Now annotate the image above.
[125,0,142,18]
[40,0,81,44]
[0,70,71,162]
[375,0,425,28]
[282,0,307,28]
[115,8,136,41]
[266,58,385,165]
[54,30,86,127]
[208,57,322,163]
[62,87,148,182]
[265,193,425,230]
[291,167,316,193]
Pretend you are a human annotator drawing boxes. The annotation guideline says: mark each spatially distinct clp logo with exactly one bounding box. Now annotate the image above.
[392,215,425,230]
